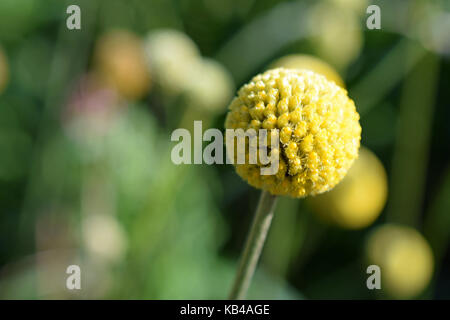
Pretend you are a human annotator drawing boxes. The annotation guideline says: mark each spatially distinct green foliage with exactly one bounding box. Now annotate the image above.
[0,0,449,300]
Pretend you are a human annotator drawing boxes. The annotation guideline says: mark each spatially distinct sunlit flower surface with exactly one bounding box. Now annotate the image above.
[225,68,361,197]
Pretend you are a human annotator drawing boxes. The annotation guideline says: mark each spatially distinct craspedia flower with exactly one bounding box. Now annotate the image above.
[269,54,344,88]
[0,46,9,94]
[366,224,434,299]
[225,68,361,198]
[94,30,151,100]
[308,147,387,229]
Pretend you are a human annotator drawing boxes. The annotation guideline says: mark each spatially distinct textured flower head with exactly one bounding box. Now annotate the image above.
[366,224,434,299]
[225,68,361,198]
[309,146,387,229]
[83,214,127,263]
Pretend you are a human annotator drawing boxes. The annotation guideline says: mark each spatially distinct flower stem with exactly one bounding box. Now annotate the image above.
[229,190,278,300]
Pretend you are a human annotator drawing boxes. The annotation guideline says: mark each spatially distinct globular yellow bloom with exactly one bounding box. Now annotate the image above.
[0,46,9,94]
[225,68,361,197]
[270,54,344,88]
[309,147,387,229]
[94,30,151,100]
[366,224,434,299]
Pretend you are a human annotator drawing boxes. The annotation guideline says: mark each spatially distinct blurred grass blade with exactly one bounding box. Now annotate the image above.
[215,0,309,83]
[386,49,439,226]
[351,39,426,116]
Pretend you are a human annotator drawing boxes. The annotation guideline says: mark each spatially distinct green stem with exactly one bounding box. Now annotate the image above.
[229,190,278,300]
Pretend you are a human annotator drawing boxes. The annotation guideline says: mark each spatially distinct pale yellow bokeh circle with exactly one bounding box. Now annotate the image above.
[309,147,387,229]
[185,58,234,113]
[94,30,151,100]
[308,1,363,69]
[144,29,200,95]
[367,224,434,299]
[225,68,361,197]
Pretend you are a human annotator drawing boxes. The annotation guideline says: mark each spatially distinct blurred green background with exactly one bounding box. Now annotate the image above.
[0,0,449,299]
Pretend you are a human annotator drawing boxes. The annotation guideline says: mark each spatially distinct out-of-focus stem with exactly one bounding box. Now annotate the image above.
[229,190,278,300]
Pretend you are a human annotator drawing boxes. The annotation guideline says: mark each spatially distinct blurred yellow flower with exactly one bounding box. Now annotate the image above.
[367,224,434,299]
[94,30,151,100]
[185,58,234,113]
[0,46,9,94]
[309,1,363,69]
[225,68,361,197]
[144,29,200,95]
[270,54,344,88]
[63,73,119,151]
[309,147,387,229]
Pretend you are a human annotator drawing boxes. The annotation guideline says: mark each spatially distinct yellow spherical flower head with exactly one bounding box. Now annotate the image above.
[309,147,387,229]
[366,224,434,299]
[270,54,344,88]
[225,68,361,198]
[94,30,151,100]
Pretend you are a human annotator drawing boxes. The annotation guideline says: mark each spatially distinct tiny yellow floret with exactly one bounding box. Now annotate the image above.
[225,68,361,197]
